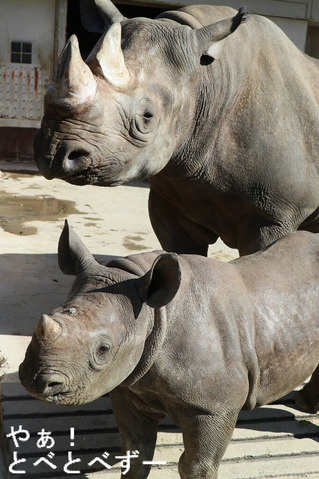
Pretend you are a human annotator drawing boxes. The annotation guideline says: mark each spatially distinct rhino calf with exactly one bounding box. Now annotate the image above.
[20,221,319,478]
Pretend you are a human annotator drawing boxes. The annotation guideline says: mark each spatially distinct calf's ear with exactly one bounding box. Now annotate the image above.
[138,253,181,308]
[58,220,97,275]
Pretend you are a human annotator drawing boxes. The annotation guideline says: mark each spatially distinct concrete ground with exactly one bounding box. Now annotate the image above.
[0,161,319,478]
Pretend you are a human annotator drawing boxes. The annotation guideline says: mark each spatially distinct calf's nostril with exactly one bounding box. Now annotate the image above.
[43,381,64,396]
[36,375,65,395]
[48,381,62,388]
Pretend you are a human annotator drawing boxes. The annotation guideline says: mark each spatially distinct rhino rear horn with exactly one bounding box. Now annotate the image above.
[80,0,125,32]
[87,22,130,87]
[196,6,248,60]
[51,35,97,104]
[58,220,97,275]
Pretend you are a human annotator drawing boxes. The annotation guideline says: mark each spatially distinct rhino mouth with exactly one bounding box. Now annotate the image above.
[62,161,127,186]
[37,152,125,186]
[28,388,86,406]
[41,391,92,406]
[38,391,71,405]
[61,168,96,185]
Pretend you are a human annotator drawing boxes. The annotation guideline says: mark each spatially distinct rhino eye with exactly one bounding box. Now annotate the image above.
[97,344,110,355]
[90,340,112,370]
[142,111,153,122]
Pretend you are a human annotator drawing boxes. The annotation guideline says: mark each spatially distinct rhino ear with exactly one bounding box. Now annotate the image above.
[196,6,247,60]
[80,0,125,33]
[138,253,181,308]
[87,22,130,87]
[58,220,97,275]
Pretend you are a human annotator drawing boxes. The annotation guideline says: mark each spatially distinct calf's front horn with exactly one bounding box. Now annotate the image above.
[36,315,62,342]
[49,35,97,105]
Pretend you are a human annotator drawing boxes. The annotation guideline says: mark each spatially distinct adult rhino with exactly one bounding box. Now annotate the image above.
[34,1,319,256]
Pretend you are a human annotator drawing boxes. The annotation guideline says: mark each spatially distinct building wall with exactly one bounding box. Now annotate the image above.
[0,0,67,159]
[306,25,319,57]
[0,0,68,130]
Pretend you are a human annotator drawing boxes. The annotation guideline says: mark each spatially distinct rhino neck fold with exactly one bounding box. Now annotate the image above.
[121,307,168,387]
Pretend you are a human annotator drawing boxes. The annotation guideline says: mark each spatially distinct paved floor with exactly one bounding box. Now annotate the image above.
[1,162,319,478]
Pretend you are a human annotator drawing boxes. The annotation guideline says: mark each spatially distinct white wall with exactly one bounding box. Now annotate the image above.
[0,0,55,75]
[0,0,67,128]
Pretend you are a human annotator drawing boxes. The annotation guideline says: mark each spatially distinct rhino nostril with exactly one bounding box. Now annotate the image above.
[43,381,64,396]
[60,148,91,177]
[37,374,65,396]
[68,149,89,161]
[48,381,62,388]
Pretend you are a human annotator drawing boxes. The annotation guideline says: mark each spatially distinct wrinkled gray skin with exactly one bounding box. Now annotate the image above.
[20,221,319,478]
[34,1,319,256]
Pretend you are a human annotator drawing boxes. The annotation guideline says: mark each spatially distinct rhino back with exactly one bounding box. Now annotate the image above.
[158,5,237,28]
[148,11,319,253]
[144,233,319,410]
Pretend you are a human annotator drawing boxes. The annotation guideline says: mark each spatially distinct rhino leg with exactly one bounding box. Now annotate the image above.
[295,365,319,412]
[110,388,164,479]
[148,189,211,256]
[177,409,239,479]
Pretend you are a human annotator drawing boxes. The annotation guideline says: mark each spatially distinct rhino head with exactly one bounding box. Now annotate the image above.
[34,0,246,186]
[19,221,181,405]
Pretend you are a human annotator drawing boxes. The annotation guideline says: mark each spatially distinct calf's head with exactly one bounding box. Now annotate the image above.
[19,221,181,405]
[34,1,246,185]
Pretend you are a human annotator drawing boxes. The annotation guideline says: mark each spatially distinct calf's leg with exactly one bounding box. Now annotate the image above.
[110,388,164,479]
[178,409,238,479]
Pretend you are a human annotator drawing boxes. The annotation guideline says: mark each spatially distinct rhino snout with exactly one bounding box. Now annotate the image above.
[35,373,66,397]
[19,363,68,401]
[34,134,92,181]
[59,146,92,179]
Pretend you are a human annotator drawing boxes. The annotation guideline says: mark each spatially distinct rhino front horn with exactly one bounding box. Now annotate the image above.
[50,35,97,104]
[36,315,62,342]
[87,22,130,87]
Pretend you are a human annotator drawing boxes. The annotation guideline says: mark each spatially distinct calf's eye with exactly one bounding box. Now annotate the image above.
[91,341,112,369]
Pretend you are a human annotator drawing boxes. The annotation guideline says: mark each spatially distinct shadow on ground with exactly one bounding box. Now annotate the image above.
[0,253,115,336]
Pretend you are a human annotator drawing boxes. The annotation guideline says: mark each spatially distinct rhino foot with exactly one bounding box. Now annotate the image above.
[295,370,319,413]
[295,390,319,412]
